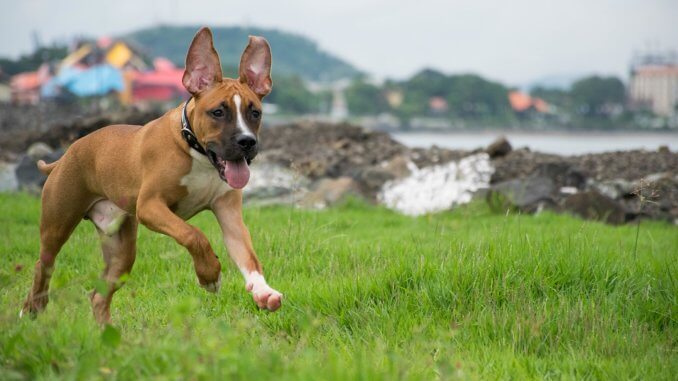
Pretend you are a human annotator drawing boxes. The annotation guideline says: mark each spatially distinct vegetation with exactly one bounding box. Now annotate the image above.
[345,78,390,115]
[0,44,68,78]
[1,193,676,379]
[569,76,626,117]
[124,26,360,82]
[347,69,513,121]
[267,76,323,115]
[344,69,647,129]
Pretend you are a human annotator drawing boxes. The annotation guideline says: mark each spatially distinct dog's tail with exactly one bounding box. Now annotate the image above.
[37,160,58,176]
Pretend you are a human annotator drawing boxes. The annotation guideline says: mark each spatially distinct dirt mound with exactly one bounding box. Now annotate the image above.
[491,148,678,184]
[0,103,162,161]
[259,121,409,179]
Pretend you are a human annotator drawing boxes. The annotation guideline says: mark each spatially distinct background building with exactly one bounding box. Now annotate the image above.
[628,51,678,117]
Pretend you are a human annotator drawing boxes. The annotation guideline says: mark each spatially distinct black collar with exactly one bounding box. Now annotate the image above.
[180,98,207,156]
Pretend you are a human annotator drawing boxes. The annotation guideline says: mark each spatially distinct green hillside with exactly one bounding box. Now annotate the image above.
[123,25,360,82]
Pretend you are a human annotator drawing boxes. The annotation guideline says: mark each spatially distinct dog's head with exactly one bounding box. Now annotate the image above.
[182,27,272,189]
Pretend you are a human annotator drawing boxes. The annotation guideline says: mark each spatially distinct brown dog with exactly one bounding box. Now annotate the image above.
[21,27,282,323]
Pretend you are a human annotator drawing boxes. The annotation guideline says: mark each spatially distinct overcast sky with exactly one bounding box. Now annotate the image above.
[2,0,677,86]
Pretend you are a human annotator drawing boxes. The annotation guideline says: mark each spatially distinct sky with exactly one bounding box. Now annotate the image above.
[1,0,677,86]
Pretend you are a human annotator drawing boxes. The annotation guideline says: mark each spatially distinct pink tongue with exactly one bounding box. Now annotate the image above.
[223,159,250,189]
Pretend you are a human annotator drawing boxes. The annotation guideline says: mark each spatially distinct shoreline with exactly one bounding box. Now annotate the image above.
[391,130,677,155]
[389,128,678,136]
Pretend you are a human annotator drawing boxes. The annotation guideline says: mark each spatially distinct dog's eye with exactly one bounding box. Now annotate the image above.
[251,109,261,119]
[210,109,224,118]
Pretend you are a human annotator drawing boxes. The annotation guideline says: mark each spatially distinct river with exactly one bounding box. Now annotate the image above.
[391,130,678,155]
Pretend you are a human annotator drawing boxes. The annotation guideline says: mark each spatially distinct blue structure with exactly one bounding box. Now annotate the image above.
[42,64,124,98]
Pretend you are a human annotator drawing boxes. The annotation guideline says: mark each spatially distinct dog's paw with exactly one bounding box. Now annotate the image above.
[245,272,282,311]
[200,272,222,293]
[250,285,283,311]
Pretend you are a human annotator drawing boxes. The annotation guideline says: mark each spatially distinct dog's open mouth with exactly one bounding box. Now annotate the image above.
[206,150,250,189]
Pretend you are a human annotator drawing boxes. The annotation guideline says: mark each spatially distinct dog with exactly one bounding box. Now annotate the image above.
[21,27,282,323]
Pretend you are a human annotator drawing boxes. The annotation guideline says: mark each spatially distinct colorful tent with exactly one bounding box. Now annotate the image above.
[10,64,51,104]
[128,58,187,103]
[42,64,124,98]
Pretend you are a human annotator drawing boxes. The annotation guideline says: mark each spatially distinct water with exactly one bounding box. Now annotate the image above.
[391,131,678,155]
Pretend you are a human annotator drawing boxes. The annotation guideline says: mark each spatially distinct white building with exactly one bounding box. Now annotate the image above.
[629,52,678,117]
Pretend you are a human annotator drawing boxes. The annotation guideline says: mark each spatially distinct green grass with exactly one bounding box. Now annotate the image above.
[0,193,676,380]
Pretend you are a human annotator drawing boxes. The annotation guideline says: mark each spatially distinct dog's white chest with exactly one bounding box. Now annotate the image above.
[174,150,232,219]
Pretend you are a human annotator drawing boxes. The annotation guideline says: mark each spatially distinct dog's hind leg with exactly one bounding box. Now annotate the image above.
[21,174,93,318]
[88,201,137,324]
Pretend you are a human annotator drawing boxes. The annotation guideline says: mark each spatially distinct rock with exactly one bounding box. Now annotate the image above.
[487,176,557,213]
[380,153,493,216]
[26,142,54,160]
[261,122,408,183]
[640,172,671,184]
[410,146,469,167]
[15,150,63,193]
[301,177,360,208]
[382,155,413,179]
[245,163,310,203]
[561,191,628,225]
[0,103,164,160]
[490,149,562,184]
[533,161,587,190]
[572,150,678,182]
[0,162,18,192]
[590,179,634,200]
[486,136,512,158]
[356,166,397,196]
[621,174,678,222]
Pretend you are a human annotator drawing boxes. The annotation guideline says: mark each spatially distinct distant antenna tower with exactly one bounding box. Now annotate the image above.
[31,30,42,50]
[242,16,252,28]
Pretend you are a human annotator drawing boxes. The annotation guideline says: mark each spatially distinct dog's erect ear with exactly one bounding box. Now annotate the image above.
[238,36,272,98]
[183,27,223,95]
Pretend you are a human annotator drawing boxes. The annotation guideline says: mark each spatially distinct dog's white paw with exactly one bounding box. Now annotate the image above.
[246,272,282,311]
[251,286,283,311]
[251,287,283,311]
[201,272,222,293]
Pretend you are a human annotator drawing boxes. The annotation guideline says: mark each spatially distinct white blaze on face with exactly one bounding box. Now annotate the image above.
[232,94,255,137]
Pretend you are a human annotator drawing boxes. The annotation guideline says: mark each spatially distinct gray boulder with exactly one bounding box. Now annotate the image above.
[561,191,628,225]
[0,162,18,192]
[487,176,557,213]
[301,177,361,208]
[15,149,63,193]
[486,136,512,159]
[589,178,634,200]
[533,161,587,190]
[26,142,54,160]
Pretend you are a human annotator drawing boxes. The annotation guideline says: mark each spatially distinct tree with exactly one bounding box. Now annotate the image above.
[445,74,510,118]
[395,69,511,119]
[570,76,625,117]
[345,79,389,115]
[530,86,571,109]
[265,76,317,114]
[0,44,68,77]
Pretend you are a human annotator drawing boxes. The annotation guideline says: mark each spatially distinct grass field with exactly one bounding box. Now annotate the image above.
[0,192,676,380]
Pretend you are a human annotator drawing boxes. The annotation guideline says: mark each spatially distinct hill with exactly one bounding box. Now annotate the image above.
[123,25,360,82]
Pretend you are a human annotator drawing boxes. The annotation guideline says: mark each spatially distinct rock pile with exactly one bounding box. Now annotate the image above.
[0,103,162,161]
[0,109,675,225]
[486,139,677,224]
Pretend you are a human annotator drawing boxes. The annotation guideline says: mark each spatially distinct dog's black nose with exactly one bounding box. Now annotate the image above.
[236,135,257,151]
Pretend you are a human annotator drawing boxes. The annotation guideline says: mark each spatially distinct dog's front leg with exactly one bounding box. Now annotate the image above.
[212,191,282,311]
[137,197,222,291]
